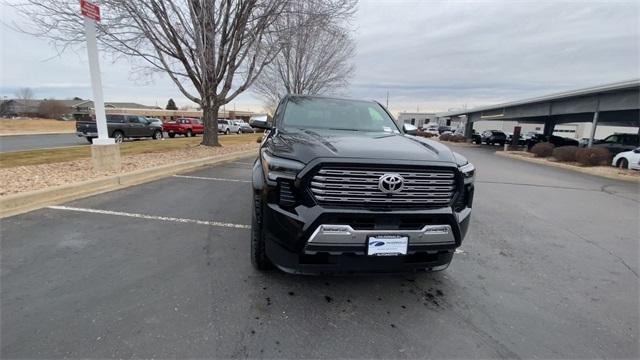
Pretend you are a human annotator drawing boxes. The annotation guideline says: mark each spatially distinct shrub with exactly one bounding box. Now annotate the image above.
[439,133,452,141]
[575,147,611,166]
[449,134,466,142]
[530,142,555,157]
[256,136,263,143]
[552,146,578,162]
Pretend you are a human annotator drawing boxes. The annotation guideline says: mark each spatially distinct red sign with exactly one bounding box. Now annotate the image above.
[80,0,101,22]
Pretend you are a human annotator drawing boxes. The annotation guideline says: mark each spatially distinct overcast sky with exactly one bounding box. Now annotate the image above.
[1,0,638,115]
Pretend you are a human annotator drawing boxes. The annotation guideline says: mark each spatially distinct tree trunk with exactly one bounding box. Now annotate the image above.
[201,103,221,147]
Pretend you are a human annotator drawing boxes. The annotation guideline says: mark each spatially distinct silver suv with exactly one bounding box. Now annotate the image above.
[218,119,240,135]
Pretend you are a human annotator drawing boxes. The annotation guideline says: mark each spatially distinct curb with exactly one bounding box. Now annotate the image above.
[0,149,257,218]
[495,151,640,183]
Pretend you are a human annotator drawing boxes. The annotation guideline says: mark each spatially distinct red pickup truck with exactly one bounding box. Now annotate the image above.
[162,118,204,138]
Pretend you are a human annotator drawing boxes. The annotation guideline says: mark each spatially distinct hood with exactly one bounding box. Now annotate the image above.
[266,129,456,164]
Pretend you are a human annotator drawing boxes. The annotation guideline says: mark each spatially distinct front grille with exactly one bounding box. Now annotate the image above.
[310,166,456,209]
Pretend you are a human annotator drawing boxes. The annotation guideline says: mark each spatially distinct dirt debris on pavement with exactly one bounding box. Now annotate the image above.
[0,143,258,196]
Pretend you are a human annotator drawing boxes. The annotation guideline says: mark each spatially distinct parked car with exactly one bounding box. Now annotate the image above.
[163,117,204,138]
[480,130,507,146]
[235,120,255,133]
[76,114,163,143]
[424,125,439,135]
[218,119,240,135]
[612,147,640,170]
[590,133,640,156]
[249,95,475,273]
[526,134,579,150]
[505,132,525,145]
[147,118,163,127]
[578,137,599,147]
[471,130,482,144]
[438,125,452,134]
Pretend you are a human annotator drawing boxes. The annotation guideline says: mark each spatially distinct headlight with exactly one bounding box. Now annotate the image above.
[453,152,475,183]
[261,149,305,181]
[459,163,475,183]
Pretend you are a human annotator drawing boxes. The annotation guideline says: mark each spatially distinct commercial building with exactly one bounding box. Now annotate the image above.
[396,112,437,128]
[436,79,640,142]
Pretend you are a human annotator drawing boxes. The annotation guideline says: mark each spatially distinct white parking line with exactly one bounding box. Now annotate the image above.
[47,205,250,229]
[172,175,251,183]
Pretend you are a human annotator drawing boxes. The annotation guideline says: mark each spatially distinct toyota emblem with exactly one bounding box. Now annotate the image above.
[378,173,404,194]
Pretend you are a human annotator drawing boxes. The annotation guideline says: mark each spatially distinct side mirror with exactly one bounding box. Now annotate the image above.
[403,123,418,135]
[250,119,272,130]
[633,148,640,153]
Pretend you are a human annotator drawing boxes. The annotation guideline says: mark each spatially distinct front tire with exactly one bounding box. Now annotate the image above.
[186,129,193,137]
[617,158,629,169]
[225,129,230,135]
[152,130,162,140]
[112,131,124,144]
[251,193,273,271]
[86,137,94,144]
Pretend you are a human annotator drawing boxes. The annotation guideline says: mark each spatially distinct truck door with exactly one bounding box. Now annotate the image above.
[126,115,144,137]
[138,116,154,136]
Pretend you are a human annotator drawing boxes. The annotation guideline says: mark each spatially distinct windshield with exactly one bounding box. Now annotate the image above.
[282,97,400,133]
[604,135,620,144]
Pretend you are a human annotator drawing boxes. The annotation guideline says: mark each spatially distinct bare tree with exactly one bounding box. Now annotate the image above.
[15,87,34,101]
[38,99,68,119]
[253,0,356,108]
[11,0,300,146]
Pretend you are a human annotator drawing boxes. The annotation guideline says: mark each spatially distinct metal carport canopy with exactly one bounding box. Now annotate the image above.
[437,79,640,127]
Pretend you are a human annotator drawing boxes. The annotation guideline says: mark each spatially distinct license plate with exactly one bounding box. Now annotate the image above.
[367,235,408,256]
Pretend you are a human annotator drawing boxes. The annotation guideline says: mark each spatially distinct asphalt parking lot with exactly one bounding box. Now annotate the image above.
[0,133,88,152]
[2,146,638,359]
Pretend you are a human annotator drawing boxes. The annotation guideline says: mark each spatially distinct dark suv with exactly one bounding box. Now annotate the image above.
[250,95,475,274]
[480,130,507,146]
[591,133,640,156]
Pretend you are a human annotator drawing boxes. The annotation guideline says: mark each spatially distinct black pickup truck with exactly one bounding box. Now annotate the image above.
[249,95,475,274]
[76,114,163,143]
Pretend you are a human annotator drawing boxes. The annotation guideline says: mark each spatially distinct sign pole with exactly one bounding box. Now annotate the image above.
[83,15,112,145]
[81,0,120,171]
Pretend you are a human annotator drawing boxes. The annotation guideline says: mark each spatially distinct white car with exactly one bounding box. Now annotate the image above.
[612,147,640,170]
[218,119,240,135]
[423,125,439,135]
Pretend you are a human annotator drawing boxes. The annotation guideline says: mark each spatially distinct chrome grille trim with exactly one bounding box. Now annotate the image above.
[310,166,457,208]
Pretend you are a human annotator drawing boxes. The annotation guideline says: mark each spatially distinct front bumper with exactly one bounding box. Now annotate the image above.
[262,200,471,274]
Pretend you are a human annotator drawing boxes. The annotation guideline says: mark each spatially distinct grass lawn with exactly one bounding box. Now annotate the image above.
[0,133,261,168]
[0,118,76,135]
